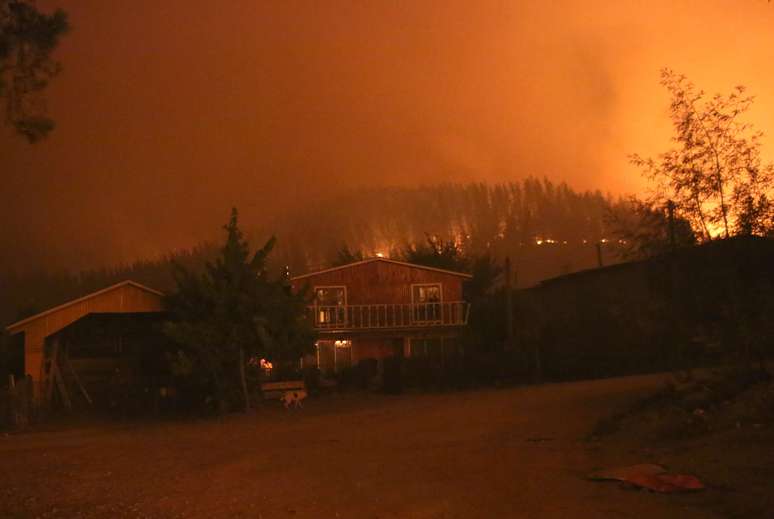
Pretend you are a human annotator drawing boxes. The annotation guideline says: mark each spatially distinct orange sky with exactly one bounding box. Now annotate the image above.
[3,0,774,271]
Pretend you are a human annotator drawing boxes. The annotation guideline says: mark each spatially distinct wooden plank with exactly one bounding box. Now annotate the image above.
[260,380,305,391]
[261,379,306,400]
[51,361,71,410]
[63,354,92,406]
[45,340,59,406]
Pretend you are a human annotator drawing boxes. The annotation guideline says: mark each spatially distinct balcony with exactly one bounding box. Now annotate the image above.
[306,302,470,331]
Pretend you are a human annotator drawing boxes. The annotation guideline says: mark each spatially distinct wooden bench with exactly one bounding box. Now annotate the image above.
[260,380,306,400]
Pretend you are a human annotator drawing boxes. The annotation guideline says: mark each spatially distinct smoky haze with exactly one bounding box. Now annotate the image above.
[3,0,774,272]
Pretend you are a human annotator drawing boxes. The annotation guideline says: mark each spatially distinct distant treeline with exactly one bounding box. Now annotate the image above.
[265,177,629,281]
[1,178,633,327]
[0,244,217,328]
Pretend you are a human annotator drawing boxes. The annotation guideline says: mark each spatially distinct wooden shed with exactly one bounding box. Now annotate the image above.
[5,281,165,403]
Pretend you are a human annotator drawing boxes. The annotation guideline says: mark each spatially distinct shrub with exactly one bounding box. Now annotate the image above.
[383,356,403,394]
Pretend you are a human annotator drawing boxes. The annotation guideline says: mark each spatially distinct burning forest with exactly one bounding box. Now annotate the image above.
[2,1,774,518]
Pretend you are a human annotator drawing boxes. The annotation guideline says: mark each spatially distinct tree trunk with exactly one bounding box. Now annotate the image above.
[239,347,250,412]
[716,172,730,238]
[210,369,227,416]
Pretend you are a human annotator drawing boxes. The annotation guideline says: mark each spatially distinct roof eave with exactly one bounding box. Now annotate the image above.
[290,257,473,281]
[5,280,164,333]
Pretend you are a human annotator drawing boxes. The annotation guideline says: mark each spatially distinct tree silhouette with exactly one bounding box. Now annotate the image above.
[0,1,68,142]
[163,209,315,413]
[606,197,696,259]
[631,69,774,240]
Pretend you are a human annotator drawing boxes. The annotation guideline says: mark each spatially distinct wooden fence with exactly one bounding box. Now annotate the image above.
[1,375,34,429]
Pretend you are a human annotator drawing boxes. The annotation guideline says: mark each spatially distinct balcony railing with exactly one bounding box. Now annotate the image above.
[307,302,470,330]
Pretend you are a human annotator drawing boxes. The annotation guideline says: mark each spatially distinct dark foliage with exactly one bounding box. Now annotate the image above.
[631,69,774,240]
[0,333,8,389]
[268,178,632,284]
[0,243,217,328]
[1,179,634,328]
[163,209,316,413]
[0,1,69,141]
[606,198,696,260]
[329,245,365,267]
[401,235,469,273]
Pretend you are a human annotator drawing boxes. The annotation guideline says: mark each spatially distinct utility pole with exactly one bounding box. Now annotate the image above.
[667,199,676,254]
[666,199,683,375]
[505,256,514,351]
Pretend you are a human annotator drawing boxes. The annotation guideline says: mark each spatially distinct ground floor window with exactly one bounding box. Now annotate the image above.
[316,339,352,375]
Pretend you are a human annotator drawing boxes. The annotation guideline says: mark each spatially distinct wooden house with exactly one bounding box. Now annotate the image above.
[290,258,472,375]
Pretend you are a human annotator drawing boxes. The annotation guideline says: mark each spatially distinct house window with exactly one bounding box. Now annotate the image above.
[411,283,442,322]
[314,286,347,326]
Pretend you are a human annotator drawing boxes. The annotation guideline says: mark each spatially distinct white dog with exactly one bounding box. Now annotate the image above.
[280,389,308,409]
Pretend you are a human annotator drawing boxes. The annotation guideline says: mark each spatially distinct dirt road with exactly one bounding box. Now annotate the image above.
[0,374,717,518]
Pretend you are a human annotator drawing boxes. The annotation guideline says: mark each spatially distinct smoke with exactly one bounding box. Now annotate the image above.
[2,0,774,272]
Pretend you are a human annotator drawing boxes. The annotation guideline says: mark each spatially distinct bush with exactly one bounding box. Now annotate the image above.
[303,366,320,394]
[383,356,403,394]
[354,358,378,389]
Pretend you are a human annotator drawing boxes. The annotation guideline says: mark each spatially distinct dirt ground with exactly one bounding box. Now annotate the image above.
[593,372,774,519]
[1,374,723,518]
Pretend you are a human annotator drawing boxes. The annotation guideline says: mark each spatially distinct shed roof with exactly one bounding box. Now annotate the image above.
[290,257,473,281]
[6,280,164,334]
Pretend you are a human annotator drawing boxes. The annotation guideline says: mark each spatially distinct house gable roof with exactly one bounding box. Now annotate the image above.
[6,280,164,334]
[290,257,473,281]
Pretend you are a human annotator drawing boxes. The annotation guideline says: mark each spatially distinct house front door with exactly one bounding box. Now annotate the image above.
[316,339,352,375]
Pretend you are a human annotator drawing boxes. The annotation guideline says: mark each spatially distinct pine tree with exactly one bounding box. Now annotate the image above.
[164,208,315,413]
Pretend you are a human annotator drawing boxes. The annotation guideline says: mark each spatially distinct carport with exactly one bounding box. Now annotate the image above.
[5,281,164,405]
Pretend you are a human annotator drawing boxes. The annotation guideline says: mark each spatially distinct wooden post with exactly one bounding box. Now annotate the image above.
[534,342,543,384]
[45,339,58,406]
[9,375,29,429]
[46,338,71,411]
[666,200,685,375]
[534,290,545,384]
[239,347,250,413]
[596,242,604,268]
[505,256,514,352]
[8,374,16,427]
[63,353,92,406]
[52,363,72,410]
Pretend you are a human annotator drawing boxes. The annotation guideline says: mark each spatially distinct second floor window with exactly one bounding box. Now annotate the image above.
[412,283,442,322]
[314,286,346,325]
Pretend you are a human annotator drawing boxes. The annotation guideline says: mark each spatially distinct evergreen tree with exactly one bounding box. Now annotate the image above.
[401,234,469,273]
[164,208,315,413]
[329,244,364,267]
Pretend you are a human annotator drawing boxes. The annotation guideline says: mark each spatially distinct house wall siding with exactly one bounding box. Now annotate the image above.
[291,261,465,305]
